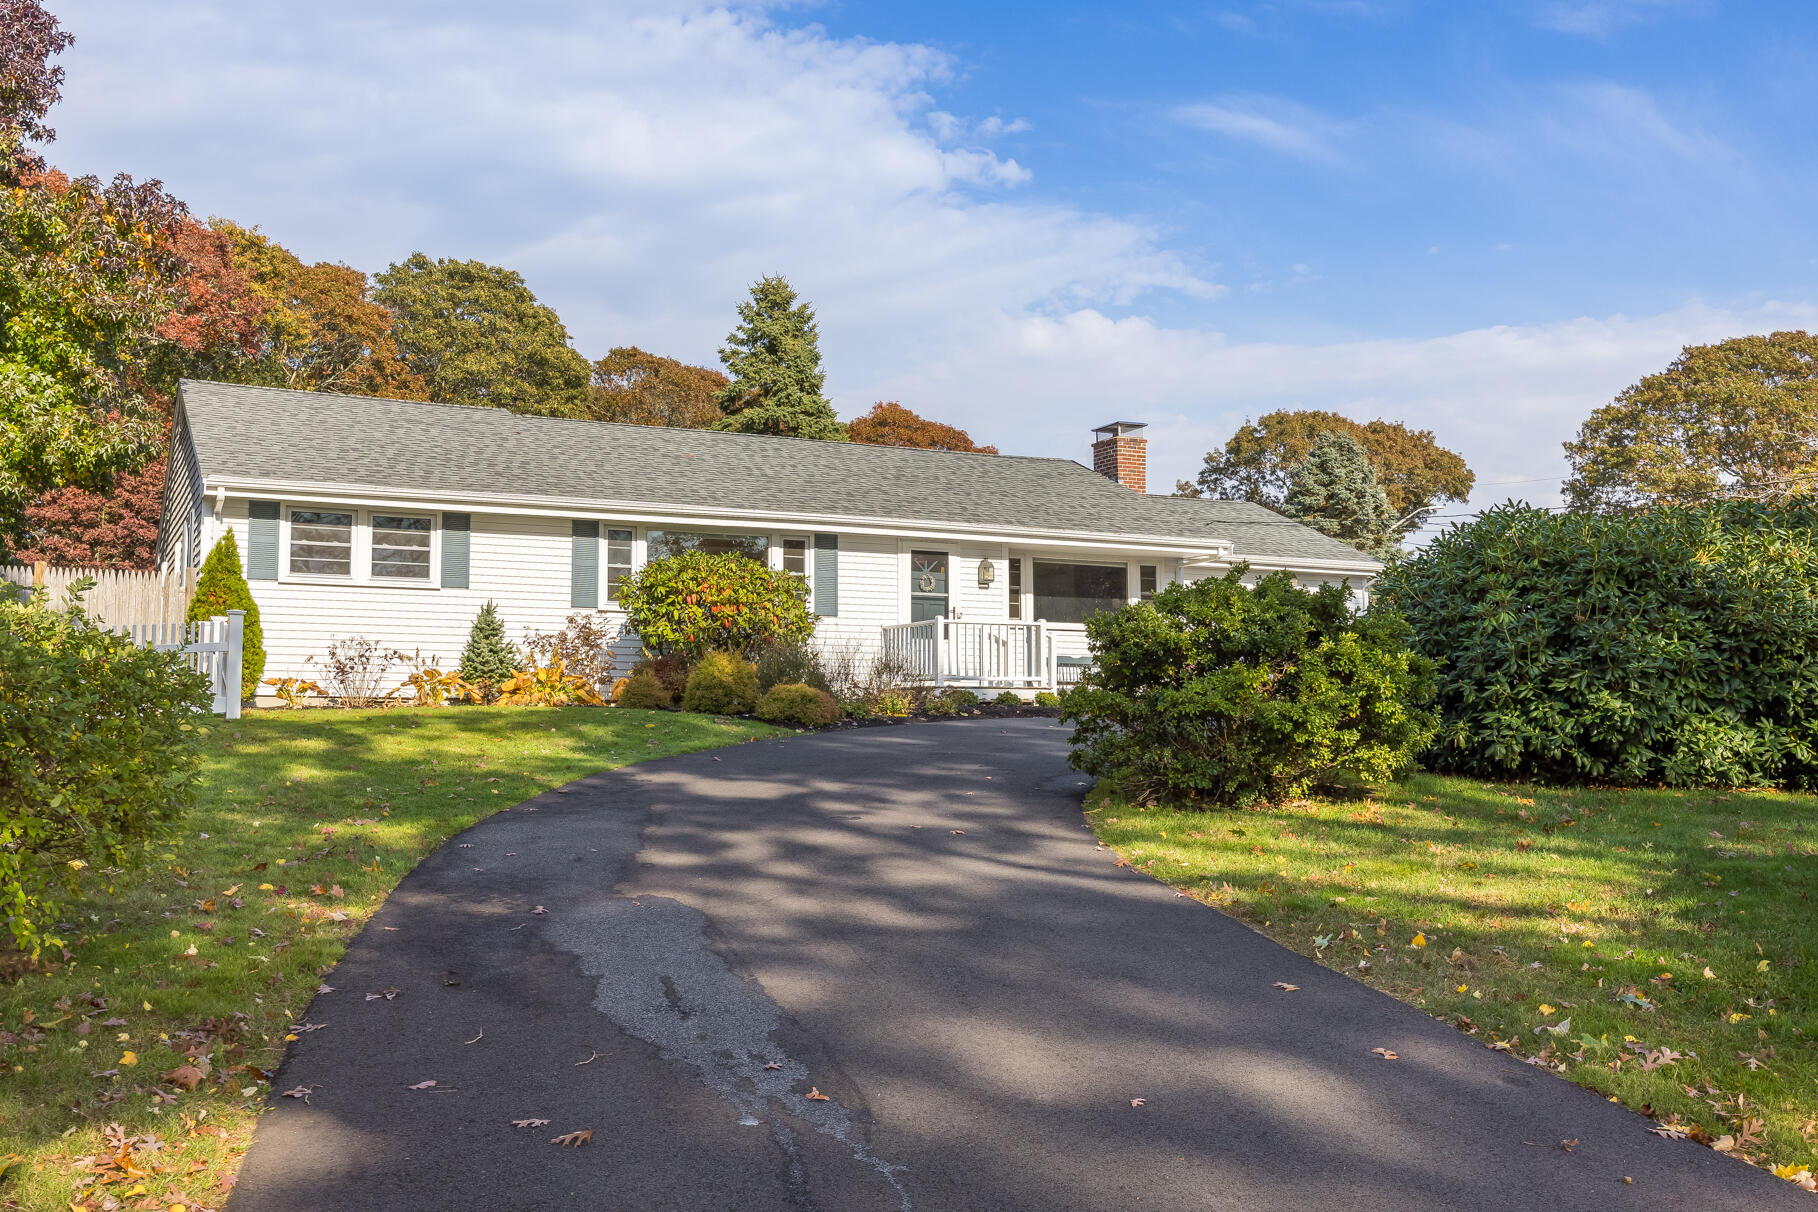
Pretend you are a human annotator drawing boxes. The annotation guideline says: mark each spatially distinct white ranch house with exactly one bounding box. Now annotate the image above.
[157,380,1380,700]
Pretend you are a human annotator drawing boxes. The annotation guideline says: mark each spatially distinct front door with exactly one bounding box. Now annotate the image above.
[910,550,949,621]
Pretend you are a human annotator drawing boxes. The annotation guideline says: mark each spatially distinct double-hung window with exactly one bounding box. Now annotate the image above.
[372,515,433,580]
[289,510,354,576]
[605,529,634,601]
[1139,565,1158,601]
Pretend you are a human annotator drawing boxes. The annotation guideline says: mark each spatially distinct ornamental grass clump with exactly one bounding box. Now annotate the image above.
[1063,567,1436,808]
[1376,501,1818,788]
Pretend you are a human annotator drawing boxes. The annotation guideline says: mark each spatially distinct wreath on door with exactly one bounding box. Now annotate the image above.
[918,572,937,592]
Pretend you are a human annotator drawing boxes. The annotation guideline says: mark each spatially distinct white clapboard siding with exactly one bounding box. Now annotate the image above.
[1,564,193,626]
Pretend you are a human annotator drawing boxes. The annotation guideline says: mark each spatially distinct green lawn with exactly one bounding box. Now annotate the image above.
[0,706,780,1211]
[1087,774,1818,1191]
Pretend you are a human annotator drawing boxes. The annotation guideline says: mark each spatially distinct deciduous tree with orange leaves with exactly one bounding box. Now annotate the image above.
[848,402,997,454]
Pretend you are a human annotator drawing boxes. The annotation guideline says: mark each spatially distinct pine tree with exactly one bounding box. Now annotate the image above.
[458,600,519,686]
[1282,431,1401,560]
[187,531,266,700]
[714,276,845,439]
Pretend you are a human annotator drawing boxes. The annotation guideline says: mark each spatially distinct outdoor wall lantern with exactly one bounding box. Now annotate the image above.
[977,558,996,588]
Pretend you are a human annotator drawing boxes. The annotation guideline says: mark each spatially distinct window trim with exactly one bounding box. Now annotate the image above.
[276,505,443,589]
[604,526,634,603]
[778,534,813,599]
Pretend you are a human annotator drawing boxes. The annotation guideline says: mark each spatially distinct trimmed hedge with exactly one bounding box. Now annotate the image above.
[1063,568,1436,807]
[755,683,841,727]
[617,668,672,710]
[682,650,760,715]
[1377,501,1818,788]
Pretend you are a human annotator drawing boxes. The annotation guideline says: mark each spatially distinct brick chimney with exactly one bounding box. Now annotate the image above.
[1092,422,1147,493]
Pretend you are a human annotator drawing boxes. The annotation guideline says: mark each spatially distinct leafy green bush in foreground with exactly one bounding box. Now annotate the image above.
[0,587,211,953]
[1063,568,1436,807]
[1377,502,1818,787]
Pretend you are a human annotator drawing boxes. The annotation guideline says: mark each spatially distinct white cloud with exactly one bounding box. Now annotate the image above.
[1173,95,1348,165]
[1535,0,1710,37]
[854,299,1818,523]
[38,0,1813,548]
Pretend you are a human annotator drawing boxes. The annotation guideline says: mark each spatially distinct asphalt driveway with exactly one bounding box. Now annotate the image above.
[229,719,1801,1211]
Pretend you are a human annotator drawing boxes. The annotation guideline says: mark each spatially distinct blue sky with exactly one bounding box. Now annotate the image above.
[43,0,1818,516]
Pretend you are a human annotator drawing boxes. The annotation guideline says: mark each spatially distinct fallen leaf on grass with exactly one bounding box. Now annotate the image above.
[1649,1124,1688,1140]
[1273,983,1300,992]
[805,1087,831,1101]
[552,1129,592,1147]
[162,1064,205,1090]
[512,1118,550,1129]
[408,1080,437,1090]
[1371,1048,1398,1060]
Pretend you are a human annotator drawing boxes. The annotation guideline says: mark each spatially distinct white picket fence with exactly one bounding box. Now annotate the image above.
[2,562,193,626]
[119,610,246,719]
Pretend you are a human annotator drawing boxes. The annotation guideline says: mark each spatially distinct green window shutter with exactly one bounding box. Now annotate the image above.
[813,533,838,616]
[247,500,280,580]
[442,513,471,588]
[571,520,599,608]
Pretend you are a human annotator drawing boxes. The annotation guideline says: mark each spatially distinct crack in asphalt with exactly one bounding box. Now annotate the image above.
[548,896,912,1211]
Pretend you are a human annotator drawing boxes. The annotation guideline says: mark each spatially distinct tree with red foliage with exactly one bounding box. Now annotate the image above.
[847,402,997,454]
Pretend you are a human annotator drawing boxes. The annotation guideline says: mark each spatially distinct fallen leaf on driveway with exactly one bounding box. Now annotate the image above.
[1273,983,1300,992]
[281,1085,316,1102]
[552,1129,592,1147]
[1649,1124,1688,1139]
[1559,1138,1578,1153]
[512,1118,549,1129]
[365,987,400,1002]
[1371,1048,1398,1060]
[1130,1098,1146,1107]
[949,830,966,836]
[806,1087,831,1101]
[408,1080,437,1090]
[763,1062,783,1071]
[532,906,548,915]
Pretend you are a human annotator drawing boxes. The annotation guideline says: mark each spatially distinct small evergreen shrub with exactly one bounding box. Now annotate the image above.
[992,691,1023,706]
[618,668,672,710]
[755,640,830,693]
[943,689,980,707]
[1033,691,1061,708]
[618,551,815,660]
[682,650,760,714]
[1,587,211,953]
[188,531,265,700]
[1377,501,1818,787]
[1064,567,1437,807]
[755,683,841,727]
[923,693,956,717]
[458,601,519,689]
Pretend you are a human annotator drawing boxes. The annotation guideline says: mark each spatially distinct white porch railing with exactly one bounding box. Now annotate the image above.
[118,610,245,719]
[880,618,1092,691]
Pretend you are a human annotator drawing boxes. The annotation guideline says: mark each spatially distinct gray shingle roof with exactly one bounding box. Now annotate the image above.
[178,380,1377,568]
